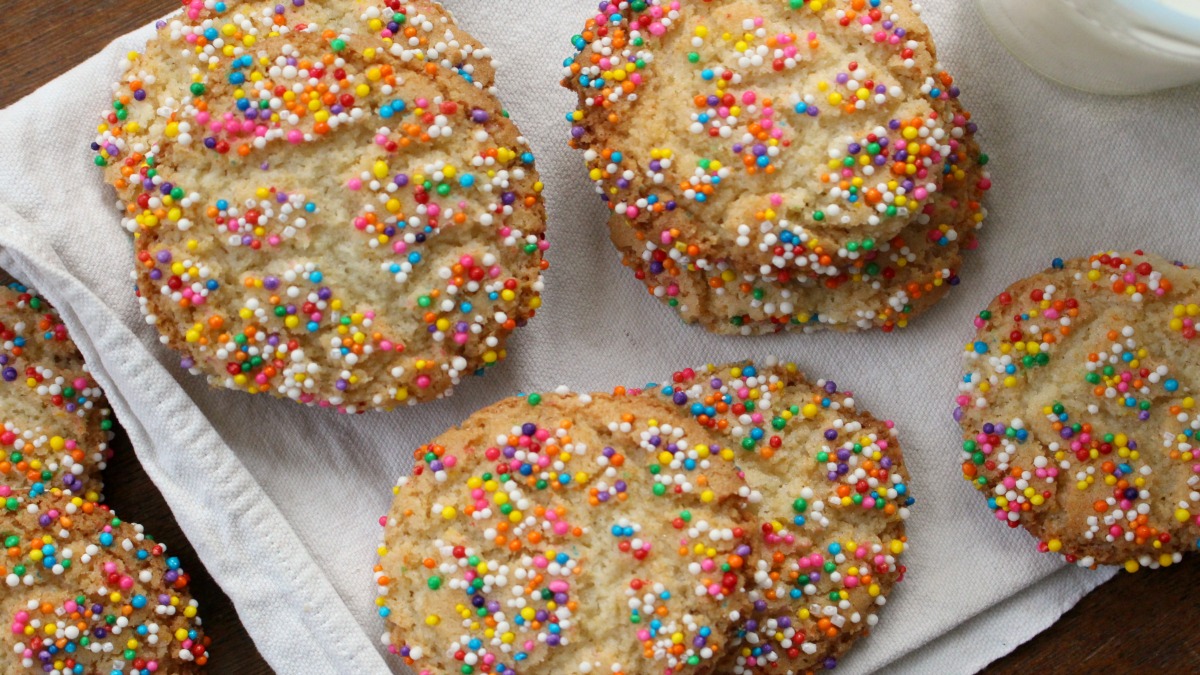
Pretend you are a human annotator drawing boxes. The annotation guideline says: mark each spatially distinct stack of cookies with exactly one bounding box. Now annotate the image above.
[0,283,211,672]
[563,0,991,334]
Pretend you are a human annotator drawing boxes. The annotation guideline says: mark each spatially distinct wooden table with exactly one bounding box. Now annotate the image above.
[2,2,1196,673]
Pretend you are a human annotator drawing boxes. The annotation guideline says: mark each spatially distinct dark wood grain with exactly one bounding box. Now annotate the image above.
[987,557,1200,673]
[3,2,1198,674]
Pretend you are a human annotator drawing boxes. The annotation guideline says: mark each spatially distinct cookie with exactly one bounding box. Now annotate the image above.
[0,495,209,672]
[645,361,911,673]
[0,284,112,505]
[956,251,1200,571]
[562,0,987,276]
[609,138,986,334]
[374,391,753,674]
[93,0,547,411]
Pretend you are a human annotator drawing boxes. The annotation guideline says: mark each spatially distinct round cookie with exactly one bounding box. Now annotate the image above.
[608,141,986,334]
[956,251,1200,571]
[0,284,113,504]
[93,0,547,411]
[374,391,753,674]
[563,0,986,271]
[645,361,911,672]
[0,495,209,672]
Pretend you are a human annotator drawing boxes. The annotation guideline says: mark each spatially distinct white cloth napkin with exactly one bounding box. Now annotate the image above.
[1,1,1197,673]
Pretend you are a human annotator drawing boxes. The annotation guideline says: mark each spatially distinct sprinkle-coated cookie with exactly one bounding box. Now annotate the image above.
[93,0,547,411]
[645,361,910,672]
[375,358,911,673]
[563,0,988,294]
[374,391,751,674]
[956,251,1200,571]
[0,495,209,672]
[0,285,113,506]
